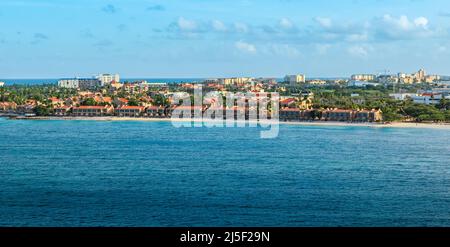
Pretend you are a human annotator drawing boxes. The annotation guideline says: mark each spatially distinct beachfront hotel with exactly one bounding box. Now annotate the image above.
[115,106,146,117]
[72,105,114,117]
[284,74,306,86]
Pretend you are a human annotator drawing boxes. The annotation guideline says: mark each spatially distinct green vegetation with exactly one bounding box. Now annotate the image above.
[1,83,449,122]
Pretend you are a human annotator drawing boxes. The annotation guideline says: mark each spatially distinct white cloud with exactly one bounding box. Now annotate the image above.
[316,44,332,55]
[347,45,370,58]
[315,17,332,28]
[235,40,256,53]
[212,20,227,32]
[177,17,197,32]
[266,44,300,58]
[346,32,369,42]
[234,22,249,33]
[381,15,429,31]
[279,18,294,29]
[375,15,436,40]
[414,17,429,28]
[438,46,448,52]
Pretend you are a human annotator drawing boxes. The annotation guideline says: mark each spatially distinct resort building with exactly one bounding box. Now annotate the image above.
[58,78,102,89]
[58,78,79,89]
[322,109,354,122]
[280,108,301,121]
[146,106,166,117]
[114,98,129,107]
[353,110,383,122]
[348,81,381,87]
[48,97,64,107]
[0,81,4,87]
[54,106,72,116]
[219,77,254,85]
[170,106,203,119]
[0,102,17,112]
[96,73,120,86]
[280,98,297,108]
[412,93,450,105]
[351,74,376,81]
[284,74,306,86]
[72,105,114,117]
[308,80,327,85]
[115,106,145,117]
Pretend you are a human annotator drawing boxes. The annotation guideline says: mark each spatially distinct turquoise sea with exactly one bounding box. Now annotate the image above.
[0,118,449,226]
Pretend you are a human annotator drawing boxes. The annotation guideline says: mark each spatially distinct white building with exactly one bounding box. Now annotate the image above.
[284,74,306,86]
[58,78,101,89]
[96,73,120,86]
[348,80,380,87]
[0,81,4,87]
[389,93,417,100]
[412,94,450,105]
[351,74,376,81]
[58,78,80,89]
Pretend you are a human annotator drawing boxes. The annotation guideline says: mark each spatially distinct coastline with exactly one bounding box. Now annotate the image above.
[3,116,450,129]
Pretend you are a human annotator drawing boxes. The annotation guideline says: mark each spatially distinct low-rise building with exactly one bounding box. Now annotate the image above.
[0,102,17,112]
[412,93,450,105]
[114,98,129,107]
[72,105,114,116]
[280,98,296,108]
[115,106,145,117]
[54,106,72,116]
[308,80,327,85]
[146,106,166,117]
[351,74,376,81]
[348,80,381,87]
[280,108,301,121]
[354,110,383,122]
[389,93,417,100]
[322,109,354,121]
[170,105,203,119]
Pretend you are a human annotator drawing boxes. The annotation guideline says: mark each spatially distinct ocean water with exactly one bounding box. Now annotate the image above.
[0,118,449,226]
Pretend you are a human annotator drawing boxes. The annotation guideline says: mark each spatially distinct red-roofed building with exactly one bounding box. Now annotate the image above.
[54,106,72,116]
[114,98,129,106]
[169,105,203,118]
[280,98,297,108]
[322,109,354,121]
[146,106,166,117]
[280,108,301,121]
[115,106,145,117]
[72,105,114,116]
[0,102,17,112]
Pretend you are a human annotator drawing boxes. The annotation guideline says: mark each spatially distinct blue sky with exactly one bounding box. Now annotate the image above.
[1,0,450,78]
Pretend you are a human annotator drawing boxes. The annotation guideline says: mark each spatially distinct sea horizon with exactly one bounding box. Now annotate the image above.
[0,77,353,85]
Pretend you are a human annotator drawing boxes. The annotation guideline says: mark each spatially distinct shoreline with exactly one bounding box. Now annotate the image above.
[3,116,450,129]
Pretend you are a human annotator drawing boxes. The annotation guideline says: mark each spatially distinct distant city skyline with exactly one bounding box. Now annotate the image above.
[2,0,450,78]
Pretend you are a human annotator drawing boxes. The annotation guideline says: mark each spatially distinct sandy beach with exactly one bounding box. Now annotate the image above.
[5,116,450,130]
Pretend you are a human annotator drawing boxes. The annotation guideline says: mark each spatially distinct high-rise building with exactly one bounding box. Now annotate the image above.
[415,69,426,82]
[284,74,306,86]
[219,77,253,85]
[96,73,120,86]
[58,78,80,89]
[58,78,101,89]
